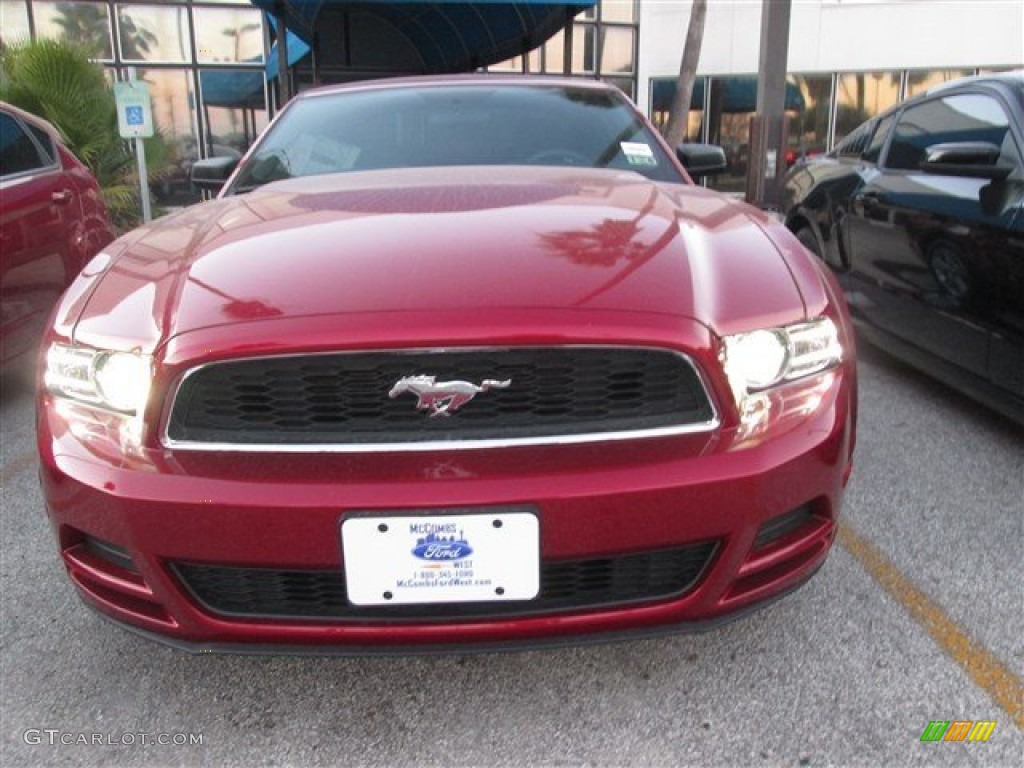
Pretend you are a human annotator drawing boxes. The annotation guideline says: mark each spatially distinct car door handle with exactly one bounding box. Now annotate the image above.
[51,189,73,204]
[855,190,883,204]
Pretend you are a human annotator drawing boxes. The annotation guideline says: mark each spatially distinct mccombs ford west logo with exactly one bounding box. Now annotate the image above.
[411,524,473,561]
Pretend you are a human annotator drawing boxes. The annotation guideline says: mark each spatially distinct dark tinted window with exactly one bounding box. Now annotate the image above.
[231,85,684,193]
[0,113,45,177]
[863,111,897,163]
[887,93,1017,171]
[27,123,56,165]
[834,122,871,157]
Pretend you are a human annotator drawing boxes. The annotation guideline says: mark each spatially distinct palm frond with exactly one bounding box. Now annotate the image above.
[1,39,170,230]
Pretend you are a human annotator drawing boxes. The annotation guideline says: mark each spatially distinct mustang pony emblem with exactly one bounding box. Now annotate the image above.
[388,375,511,417]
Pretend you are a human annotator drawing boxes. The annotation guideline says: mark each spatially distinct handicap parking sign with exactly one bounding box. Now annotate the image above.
[125,106,144,126]
[113,81,154,138]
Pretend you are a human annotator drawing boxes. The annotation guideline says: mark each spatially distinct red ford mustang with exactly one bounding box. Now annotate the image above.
[38,77,856,653]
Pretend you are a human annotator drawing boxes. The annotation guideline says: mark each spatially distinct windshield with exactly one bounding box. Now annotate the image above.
[229,84,684,193]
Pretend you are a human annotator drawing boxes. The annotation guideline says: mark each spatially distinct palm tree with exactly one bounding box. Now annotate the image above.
[0,38,168,229]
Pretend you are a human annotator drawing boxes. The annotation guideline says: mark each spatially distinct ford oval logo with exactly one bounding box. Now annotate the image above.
[412,531,473,561]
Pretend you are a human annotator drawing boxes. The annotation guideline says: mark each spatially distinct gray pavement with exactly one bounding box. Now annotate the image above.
[1,347,1021,767]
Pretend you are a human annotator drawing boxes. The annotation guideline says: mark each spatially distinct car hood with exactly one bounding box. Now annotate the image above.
[71,167,806,352]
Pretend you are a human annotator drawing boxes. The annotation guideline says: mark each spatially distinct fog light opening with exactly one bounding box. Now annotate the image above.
[83,536,138,574]
[752,504,816,551]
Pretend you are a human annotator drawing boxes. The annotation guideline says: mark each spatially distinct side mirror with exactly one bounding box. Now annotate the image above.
[676,143,728,176]
[920,141,1012,180]
[191,156,239,193]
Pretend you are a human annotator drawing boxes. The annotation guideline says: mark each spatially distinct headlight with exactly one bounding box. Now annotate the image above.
[46,344,152,416]
[722,329,789,390]
[722,317,843,438]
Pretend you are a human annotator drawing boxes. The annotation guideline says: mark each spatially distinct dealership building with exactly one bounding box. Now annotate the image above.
[2,0,1020,200]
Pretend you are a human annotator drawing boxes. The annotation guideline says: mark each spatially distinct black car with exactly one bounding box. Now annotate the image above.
[782,72,1023,424]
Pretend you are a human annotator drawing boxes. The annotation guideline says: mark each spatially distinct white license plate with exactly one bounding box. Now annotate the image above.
[341,510,540,606]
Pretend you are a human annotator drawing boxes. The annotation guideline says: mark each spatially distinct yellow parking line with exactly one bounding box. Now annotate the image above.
[0,449,36,487]
[838,523,1024,729]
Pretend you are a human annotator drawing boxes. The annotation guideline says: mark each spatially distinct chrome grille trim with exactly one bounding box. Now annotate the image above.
[161,346,720,452]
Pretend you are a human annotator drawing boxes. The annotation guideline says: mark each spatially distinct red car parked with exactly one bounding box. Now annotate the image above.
[37,77,856,653]
[1,103,114,368]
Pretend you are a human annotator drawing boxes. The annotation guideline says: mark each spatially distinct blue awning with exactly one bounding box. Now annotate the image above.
[265,20,312,79]
[200,69,266,109]
[250,1,593,74]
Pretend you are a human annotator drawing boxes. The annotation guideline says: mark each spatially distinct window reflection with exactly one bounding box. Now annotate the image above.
[601,1,636,24]
[835,71,900,145]
[600,26,634,75]
[573,24,595,73]
[543,30,565,73]
[887,93,1014,171]
[193,7,263,64]
[199,68,267,157]
[136,68,199,206]
[648,76,705,141]
[706,77,761,194]
[786,75,831,166]
[488,49,540,74]
[0,0,33,47]
[33,1,112,59]
[905,69,975,97]
[117,4,191,63]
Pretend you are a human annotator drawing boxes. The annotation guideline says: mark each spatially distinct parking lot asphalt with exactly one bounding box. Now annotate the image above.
[1,346,1021,768]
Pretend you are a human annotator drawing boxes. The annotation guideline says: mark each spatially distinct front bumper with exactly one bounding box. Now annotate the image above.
[38,362,854,652]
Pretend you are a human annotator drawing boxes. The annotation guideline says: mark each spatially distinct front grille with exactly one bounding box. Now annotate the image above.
[165,347,715,447]
[171,542,717,622]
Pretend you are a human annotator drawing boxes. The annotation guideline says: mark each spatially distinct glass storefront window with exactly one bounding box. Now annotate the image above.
[117,4,191,63]
[786,75,831,166]
[705,77,779,194]
[540,25,598,74]
[199,68,266,157]
[193,6,263,64]
[135,68,199,206]
[601,1,636,24]
[0,0,32,46]
[648,76,705,141]
[573,23,595,74]
[489,49,541,74]
[543,29,565,74]
[600,25,634,75]
[487,57,518,73]
[834,71,900,145]
[33,1,113,59]
[905,69,975,97]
